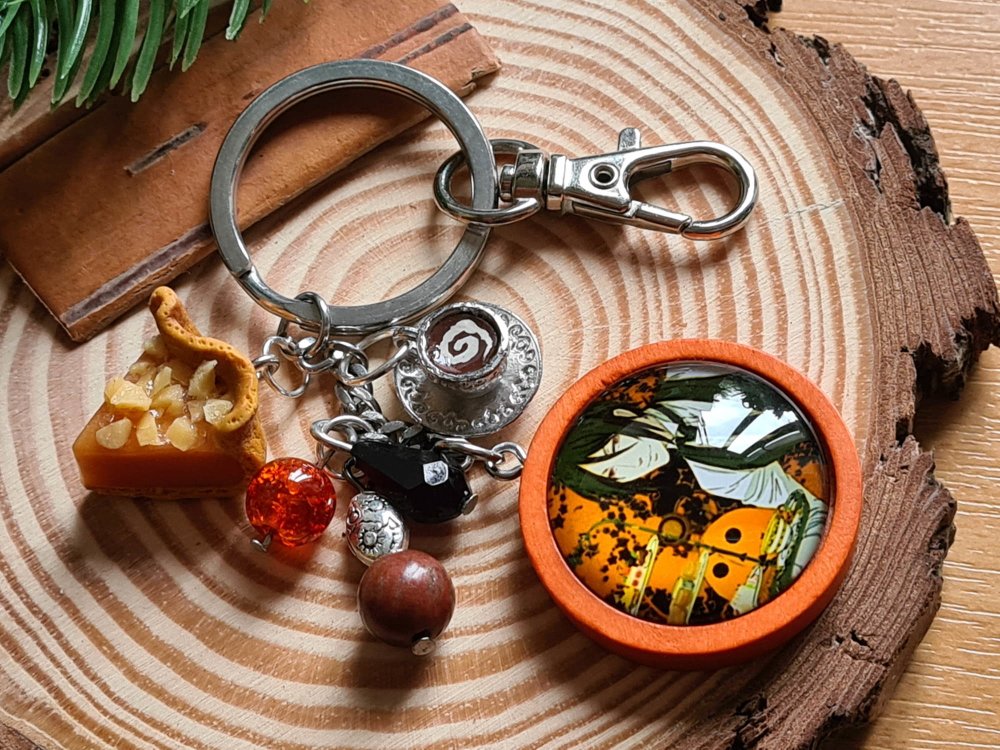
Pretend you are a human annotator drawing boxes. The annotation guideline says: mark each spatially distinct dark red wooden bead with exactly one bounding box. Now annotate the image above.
[357,550,456,654]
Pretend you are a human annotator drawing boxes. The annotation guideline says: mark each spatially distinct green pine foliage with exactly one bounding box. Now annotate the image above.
[0,0,272,108]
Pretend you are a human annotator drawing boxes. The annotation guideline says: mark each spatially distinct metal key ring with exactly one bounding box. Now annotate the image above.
[210,59,498,334]
[434,138,544,226]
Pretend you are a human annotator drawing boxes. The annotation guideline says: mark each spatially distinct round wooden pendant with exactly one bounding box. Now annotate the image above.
[519,340,863,670]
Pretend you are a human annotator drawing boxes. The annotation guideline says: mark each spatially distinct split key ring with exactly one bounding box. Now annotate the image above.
[210,59,498,335]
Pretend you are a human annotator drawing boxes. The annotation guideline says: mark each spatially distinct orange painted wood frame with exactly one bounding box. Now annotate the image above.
[518,340,863,670]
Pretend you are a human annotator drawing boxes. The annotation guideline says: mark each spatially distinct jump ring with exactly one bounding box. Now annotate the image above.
[261,335,293,360]
[434,138,543,226]
[336,338,414,388]
[311,415,375,452]
[251,353,281,376]
[486,441,527,480]
[434,437,502,463]
[260,363,311,399]
[276,292,333,361]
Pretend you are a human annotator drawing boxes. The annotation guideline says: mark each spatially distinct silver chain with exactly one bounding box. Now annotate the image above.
[252,295,527,481]
[251,334,312,398]
[433,437,526,480]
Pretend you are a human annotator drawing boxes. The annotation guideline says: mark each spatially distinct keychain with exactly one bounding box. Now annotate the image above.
[77,59,860,666]
[205,59,757,655]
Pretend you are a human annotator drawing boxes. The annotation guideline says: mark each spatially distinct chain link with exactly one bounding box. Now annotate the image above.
[434,437,526,481]
[335,358,386,427]
[253,314,417,405]
[485,441,527,480]
[252,335,311,398]
[311,414,380,480]
[311,414,376,451]
[335,326,417,388]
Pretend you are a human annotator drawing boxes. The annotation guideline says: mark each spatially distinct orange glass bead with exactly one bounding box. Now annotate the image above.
[245,457,336,547]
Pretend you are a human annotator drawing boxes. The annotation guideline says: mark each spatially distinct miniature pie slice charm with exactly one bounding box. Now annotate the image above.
[73,287,266,498]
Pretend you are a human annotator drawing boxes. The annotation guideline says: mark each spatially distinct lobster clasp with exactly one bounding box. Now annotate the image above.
[542,128,758,239]
[434,128,759,240]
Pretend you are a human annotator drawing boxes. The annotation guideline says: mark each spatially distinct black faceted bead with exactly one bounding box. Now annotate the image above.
[350,438,476,524]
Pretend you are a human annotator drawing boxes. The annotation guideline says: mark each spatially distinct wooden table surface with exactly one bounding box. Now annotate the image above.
[779,1,1000,748]
[0,1,995,748]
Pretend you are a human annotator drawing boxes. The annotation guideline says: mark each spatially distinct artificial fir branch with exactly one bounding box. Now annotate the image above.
[0,0,271,108]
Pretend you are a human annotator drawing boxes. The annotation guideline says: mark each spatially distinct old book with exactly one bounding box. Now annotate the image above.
[0,1,499,341]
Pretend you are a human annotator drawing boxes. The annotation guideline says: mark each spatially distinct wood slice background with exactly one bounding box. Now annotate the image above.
[0,1,997,748]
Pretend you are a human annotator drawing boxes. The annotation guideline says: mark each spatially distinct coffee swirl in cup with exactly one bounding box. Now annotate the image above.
[427,312,501,376]
[431,318,497,373]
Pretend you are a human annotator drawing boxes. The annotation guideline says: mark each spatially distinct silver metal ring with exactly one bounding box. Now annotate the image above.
[260,361,311,399]
[210,59,498,334]
[433,437,503,464]
[486,441,527,480]
[334,325,413,387]
[275,292,332,361]
[336,336,415,388]
[310,415,373,452]
[434,138,542,226]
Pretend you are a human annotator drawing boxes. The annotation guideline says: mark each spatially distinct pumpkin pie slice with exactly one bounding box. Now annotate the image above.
[73,287,267,498]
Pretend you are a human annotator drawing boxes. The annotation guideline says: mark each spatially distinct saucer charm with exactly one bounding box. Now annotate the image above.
[394,302,542,437]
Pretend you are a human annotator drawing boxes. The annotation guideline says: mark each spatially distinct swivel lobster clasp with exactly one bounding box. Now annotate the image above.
[434,128,759,240]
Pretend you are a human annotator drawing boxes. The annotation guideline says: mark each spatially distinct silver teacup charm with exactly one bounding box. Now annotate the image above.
[395,302,542,437]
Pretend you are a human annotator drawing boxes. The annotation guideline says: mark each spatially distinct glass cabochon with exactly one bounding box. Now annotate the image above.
[547,361,831,626]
